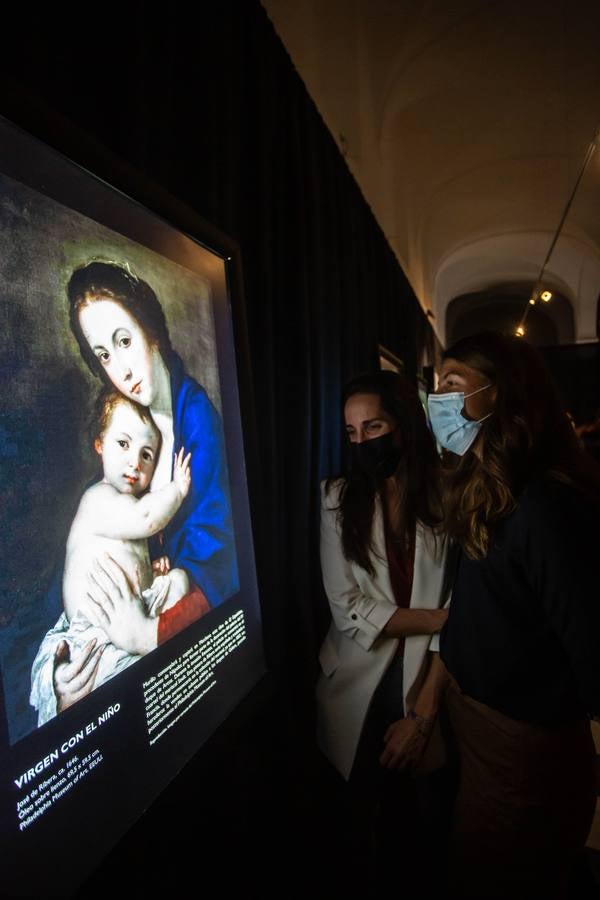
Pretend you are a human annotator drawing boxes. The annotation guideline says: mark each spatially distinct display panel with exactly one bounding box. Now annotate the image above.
[0,117,265,894]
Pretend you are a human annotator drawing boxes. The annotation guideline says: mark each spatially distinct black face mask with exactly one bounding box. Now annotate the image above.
[351,431,403,479]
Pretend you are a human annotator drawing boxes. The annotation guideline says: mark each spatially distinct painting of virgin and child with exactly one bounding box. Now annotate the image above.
[0,172,240,742]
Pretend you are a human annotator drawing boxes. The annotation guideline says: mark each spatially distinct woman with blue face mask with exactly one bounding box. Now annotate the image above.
[427,370,495,457]
[429,331,600,899]
[316,370,454,887]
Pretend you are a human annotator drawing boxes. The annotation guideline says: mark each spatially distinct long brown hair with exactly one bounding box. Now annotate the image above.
[441,331,600,558]
[326,370,442,575]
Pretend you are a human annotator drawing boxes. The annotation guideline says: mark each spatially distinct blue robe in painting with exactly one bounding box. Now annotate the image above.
[150,352,239,606]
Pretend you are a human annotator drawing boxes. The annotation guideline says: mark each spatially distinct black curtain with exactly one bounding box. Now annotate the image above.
[0,2,432,888]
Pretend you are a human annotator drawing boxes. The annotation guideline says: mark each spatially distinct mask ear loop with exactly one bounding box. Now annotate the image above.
[463,382,492,400]
[460,382,493,420]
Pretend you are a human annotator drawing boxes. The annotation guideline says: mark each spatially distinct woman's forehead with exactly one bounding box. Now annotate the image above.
[344,392,389,421]
[106,403,158,444]
[440,358,483,381]
[79,298,138,340]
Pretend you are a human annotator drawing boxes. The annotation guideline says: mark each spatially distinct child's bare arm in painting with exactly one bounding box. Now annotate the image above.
[82,448,191,541]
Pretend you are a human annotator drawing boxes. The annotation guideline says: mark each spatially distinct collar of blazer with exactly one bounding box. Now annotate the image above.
[370,489,446,576]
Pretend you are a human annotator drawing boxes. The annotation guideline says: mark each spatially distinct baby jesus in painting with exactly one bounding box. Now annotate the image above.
[31,390,191,724]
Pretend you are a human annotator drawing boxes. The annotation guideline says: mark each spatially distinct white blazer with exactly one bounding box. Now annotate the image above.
[316,479,448,780]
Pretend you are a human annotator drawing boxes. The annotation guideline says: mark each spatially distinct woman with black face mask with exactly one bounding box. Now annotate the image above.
[316,370,452,884]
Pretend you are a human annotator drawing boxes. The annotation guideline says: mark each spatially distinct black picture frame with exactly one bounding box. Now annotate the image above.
[0,113,267,896]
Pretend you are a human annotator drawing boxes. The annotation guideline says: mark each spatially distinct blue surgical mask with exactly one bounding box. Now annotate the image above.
[427,384,492,455]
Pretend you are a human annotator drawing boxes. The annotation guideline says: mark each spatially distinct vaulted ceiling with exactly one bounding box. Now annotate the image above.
[262,0,600,347]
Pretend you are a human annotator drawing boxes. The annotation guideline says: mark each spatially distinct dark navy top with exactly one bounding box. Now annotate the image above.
[440,475,600,722]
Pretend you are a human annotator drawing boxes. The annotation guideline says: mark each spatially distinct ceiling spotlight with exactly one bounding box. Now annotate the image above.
[514,125,597,335]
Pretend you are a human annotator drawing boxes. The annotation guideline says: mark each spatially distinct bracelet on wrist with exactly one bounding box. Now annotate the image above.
[406,708,434,737]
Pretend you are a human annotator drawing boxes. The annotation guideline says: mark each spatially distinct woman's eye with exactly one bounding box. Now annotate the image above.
[142,451,153,462]
[97,351,110,363]
[117,440,128,449]
[119,336,131,348]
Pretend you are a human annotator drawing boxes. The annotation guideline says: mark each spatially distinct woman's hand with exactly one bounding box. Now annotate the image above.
[173,447,192,500]
[86,555,157,656]
[379,716,429,770]
[53,638,104,713]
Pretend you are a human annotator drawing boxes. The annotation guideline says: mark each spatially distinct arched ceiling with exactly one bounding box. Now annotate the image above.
[262,0,600,346]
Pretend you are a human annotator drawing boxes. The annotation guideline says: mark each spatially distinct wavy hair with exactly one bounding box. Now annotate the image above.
[441,331,600,558]
[326,370,443,575]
